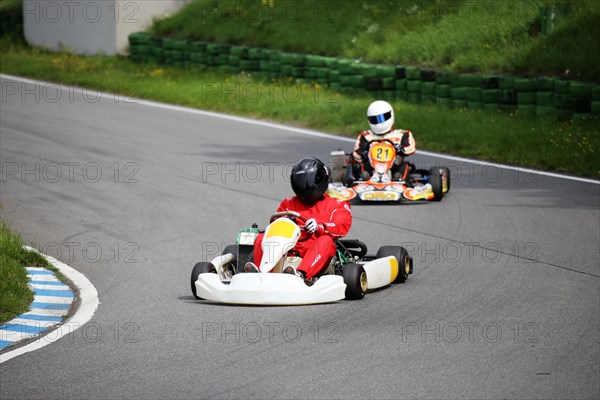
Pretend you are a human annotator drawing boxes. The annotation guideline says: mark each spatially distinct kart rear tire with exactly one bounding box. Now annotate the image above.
[376,246,412,283]
[440,166,451,193]
[428,168,444,201]
[342,263,367,300]
[191,262,216,299]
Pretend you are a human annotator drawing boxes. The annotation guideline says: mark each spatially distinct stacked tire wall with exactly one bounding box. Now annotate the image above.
[129,32,600,121]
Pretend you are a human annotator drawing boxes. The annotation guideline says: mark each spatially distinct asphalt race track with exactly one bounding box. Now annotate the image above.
[1,75,598,399]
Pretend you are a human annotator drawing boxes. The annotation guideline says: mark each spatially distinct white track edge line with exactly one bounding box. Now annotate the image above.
[1,73,597,185]
[0,246,99,364]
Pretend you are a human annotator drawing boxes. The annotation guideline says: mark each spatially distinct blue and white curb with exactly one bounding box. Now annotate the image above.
[0,246,99,363]
[0,267,74,350]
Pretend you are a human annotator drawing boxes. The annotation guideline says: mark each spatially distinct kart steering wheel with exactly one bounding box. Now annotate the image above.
[270,211,305,224]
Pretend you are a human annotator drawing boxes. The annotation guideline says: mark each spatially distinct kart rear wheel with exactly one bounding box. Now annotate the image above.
[376,246,412,283]
[428,168,444,201]
[440,166,451,193]
[342,263,367,300]
[191,262,216,299]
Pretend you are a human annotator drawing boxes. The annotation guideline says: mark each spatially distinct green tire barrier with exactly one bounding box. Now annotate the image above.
[405,67,421,80]
[190,42,207,53]
[230,46,248,58]
[467,87,482,101]
[242,60,261,70]
[365,78,382,90]
[128,32,599,120]
[451,87,469,100]
[420,69,436,82]
[517,92,538,105]
[498,76,515,90]
[570,82,592,98]
[501,90,517,104]
[407,81,421,93]
[481,75,500,89]
[329,71,340,83]
[395,79,407,90]
[435,72,452,84]
[536,92,554,107]
[482,89,500,103]
[215,54,229,65]
[229,56,241,66]
[248,48,270,60]
[592,86,600,101]
[554,80,570,94]
[514,78,538,92]
[283,53,306,66]
[381,77,395,90]
[421,82,436,95]
[537,77,555,91]
[452,73,482,87]
[553,94,574,109]
[436,84,452,98]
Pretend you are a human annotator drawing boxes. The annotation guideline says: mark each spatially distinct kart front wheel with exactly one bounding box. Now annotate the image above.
[428,168,444,201]
[376,246,412,283]
[191,262,216,299]
[342,263,367,300]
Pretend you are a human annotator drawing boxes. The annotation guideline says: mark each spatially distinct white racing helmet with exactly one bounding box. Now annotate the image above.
[367,100,394,135]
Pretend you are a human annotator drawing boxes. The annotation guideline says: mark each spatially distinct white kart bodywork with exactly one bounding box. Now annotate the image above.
[193,215,402,305]
[194,217,347,305]
[195,273,346,305]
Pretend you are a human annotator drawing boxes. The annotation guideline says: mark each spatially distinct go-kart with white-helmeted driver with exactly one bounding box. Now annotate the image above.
[190,211,413,305]
[328,140,450,203]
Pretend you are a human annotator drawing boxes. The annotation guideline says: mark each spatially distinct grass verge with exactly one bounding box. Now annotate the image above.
[152,0,600,81]
[0,217,46,324]
[1,37,598,178]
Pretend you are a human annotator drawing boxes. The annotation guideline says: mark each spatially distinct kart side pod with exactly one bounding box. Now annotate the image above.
[362,256,398,290]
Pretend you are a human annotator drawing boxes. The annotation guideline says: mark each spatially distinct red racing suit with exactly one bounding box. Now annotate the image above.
[352,127,416,180]
[253,194,352,279]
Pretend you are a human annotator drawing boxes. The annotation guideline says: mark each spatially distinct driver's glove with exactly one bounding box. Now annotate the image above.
[305,218,324,235]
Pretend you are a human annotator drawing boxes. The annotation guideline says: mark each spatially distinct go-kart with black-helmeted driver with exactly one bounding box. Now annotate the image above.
[190,210,413,305]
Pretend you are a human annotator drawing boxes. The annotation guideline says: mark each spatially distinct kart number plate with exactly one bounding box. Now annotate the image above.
[369,142,395,163]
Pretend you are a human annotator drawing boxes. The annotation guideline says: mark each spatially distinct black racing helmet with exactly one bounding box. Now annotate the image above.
[290,157,329,204]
